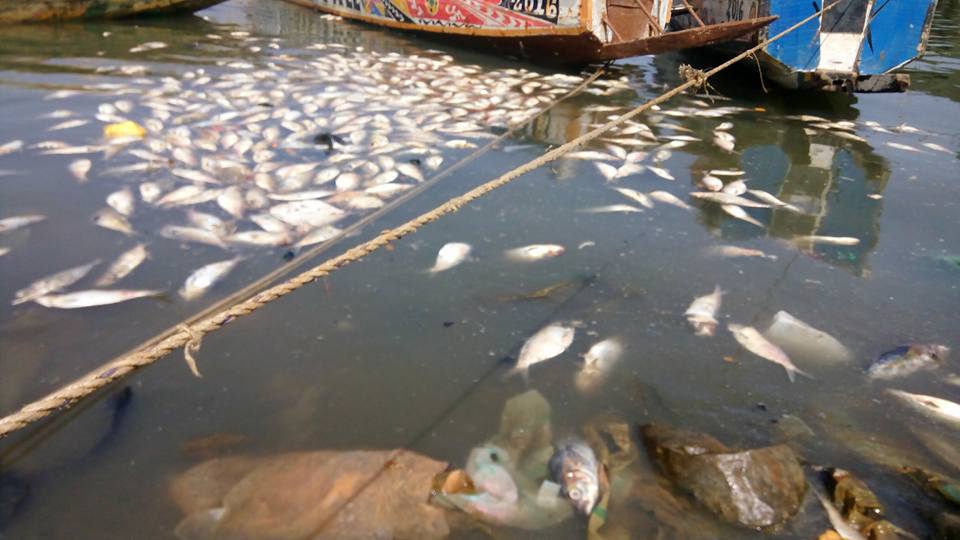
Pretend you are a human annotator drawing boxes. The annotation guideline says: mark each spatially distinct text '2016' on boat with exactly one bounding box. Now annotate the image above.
[0,0,227,24]
[670,0,939,92]
[282,0,776,64]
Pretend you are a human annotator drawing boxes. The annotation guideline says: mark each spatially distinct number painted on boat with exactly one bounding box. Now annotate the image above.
[725,0,744,20]
[505,0,559,23]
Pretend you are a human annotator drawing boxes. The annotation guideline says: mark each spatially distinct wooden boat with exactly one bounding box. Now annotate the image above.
[282,0,776,64]
[670,0,939,92]
[0,0,226,24]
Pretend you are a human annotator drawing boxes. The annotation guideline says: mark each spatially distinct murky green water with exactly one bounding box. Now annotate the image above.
[1,1,958,538]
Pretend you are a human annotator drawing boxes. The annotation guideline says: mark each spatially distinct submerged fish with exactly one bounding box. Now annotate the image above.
[12,259,101,305]
[95,244,148,287]
[887,389,960,428]
[506,323,575,381]
[812,487,866,540]
[691,192,770,208]
[179,257,244,300]
[648,190,690,210]
[34,289,162,309]
[612,187,653,208]
[720,204,764,228]
[428,242,472,273]
[0,214,46,234]
[549,439,600,516]
[793,235,860,246]
[575,338,623,395]
[728,323,812,382]
[706,245,776,260]
[684,285,723,337]
[504,244,565,262]
[867,344,949,380]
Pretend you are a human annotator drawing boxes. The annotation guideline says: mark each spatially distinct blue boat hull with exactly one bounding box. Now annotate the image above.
[671,0,938,92]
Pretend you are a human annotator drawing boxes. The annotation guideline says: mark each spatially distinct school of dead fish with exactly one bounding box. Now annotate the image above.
[1,35,957,496]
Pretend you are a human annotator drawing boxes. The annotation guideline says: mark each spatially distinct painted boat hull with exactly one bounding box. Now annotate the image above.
[671,0,938,92]
[282,0,776,64]
[0,0,227,24]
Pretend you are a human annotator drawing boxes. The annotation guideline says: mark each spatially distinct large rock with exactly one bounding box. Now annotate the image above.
[640,423,806,529]
[171,450,450,540]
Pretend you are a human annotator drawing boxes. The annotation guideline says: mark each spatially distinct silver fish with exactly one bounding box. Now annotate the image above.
[714,131,736,152]
[811,487,866,540]
[428,242,472,273]
[93,208,135,236]
[728,323,812,382]
[35,289,163,309]
[549,439,600,516]
[180,257,244,300]
[613,187,653,208]
[95,244,148,287]
[747,189,802,212]
[792,235,860,246]
[69,159,92,183]
[506,323,575,381]
[706,245,776,260]
[579,204,643,214]
[720,204,764,228]
[504,244,565,262]
[269,200,345,228]
[160,225,226,248]
[867,344,949,380]
[12,259,101,305]
[0,139,24,155]
[0,214,46,234]
[690,192,770,208]
[106,188,136,217]
[684,285,723,337]
[575,338,623,395]
[887,389,960,428]
[648,191,691,210]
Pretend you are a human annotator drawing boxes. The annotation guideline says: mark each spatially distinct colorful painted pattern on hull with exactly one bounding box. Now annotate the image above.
[296,0,576,30]
[0,0,225,23]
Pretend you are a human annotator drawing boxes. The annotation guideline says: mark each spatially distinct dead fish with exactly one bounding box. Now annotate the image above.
[217,187,246,219]
[714,131,736,152]
[0,214,46,234]
[728,323,812,382]
[721,204,764,228]
[746,189,802,212]
[227,230,290,247]
[106,188,135,217]
[579,204,643,214]
[0,139,24,155]
[129,41,167,53]
[180,257,244,300]
[428,242,472,273]
[887,389,960,428]
[396,162,424,182]
[721,179,748,196]
[12,259,101,305]
[763,311,850,366]
[647,165,675,181]
[186,209,232,236]
[648,191,691,210]
[613,187,653,208]
[505,323,575,381]
[160,225,226,249]
[792,235,860,246]
[575,338,623,395]
[93,208,135,236]
[812,487,866,540]
[566,151,617,161]
[706,245,777,260]
[172,168,220,184]
[94,244,148,287]
[867,344,949,380]
[885,142,923,153]
[684,285,723,337]
[709,169,745,177]
[34,289,163,309]
[922,142,951,154]
[548,438,600,516]
[700,175,724,192]
[294,225,342,248]
[691,192,770,208]
[49,119,90,131]
[269,200,345,228]
[69,159,92,183]
[505,244,565,262]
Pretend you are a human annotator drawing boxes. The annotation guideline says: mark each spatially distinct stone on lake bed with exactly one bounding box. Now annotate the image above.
[170,449,450,540]
[640,423,806,529]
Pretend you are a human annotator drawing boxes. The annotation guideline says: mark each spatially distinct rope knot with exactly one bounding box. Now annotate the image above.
[678,64,714,95]
[178,324,204,378]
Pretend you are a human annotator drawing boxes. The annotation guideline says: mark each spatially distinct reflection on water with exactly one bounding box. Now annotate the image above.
[1,0,959,539]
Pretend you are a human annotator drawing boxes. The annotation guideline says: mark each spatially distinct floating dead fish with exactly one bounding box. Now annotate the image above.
[160,225,226,249]
[93,208,135,236]
[95,244,148,287]
[721,204,764,228]
[504,244,565,262]
[684,285,723,337]
[728,323,812,382]
[0,139,24,155]
[549,439,600,515]
[709,169,745,177]
[706,245,776,260]
[612,187,653,208]
[575,338,623,395]
[12,258,101,305]
[269,200,345,228]
[35,289,163,309]
[792,235,860,246]
[885,142,923,153]
[648,191,690,210]
[566,151,616,161]
[887,389,960,428]
[180,257,244,300]
[714,131,736,152]
[747,189,802,212]
[129,41,167,53]
[867,344,949,380]
[294,225,342,248]
[579,204,643,214]
[0,247,9,257]
[764,311,850,366]
[721,179,747,196]
[49,119,90,131]
[172,168,220,185]
[106,188,136,217]
[647,165,675,181]
[700,175,724,192]
[0,214,46,234]
[428,242,472,273]
[68,159,92,183]
[506,323,575,381]
[921,142,951,154]
[227,230,290,246]
[691,192,770,208]
[812,488,867,540]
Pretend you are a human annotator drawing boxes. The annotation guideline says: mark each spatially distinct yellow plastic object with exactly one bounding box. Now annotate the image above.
[103,120,146,139]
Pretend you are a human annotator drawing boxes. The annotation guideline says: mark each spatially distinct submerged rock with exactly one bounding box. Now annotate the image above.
[640,423,805,529]
[171,450,449,540]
